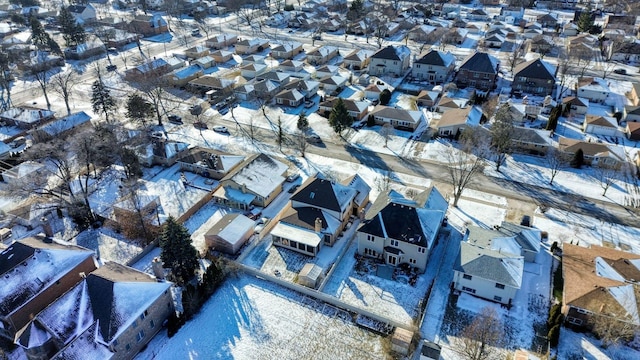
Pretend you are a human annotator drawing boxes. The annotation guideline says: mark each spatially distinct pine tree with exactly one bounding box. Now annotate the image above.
[91,77,116,123]
[570,148,584,168]
[30,16,61,55]
[328,98,352,135]
[379,89,392,105]
[125,93,154,127]
[546,105,561,131]
[577,11,594,33]
[58,6,87,47]
[160,216,199,285]
[297,111,309,132]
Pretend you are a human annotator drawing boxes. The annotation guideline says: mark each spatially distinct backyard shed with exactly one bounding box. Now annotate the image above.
[391,327,413,355]
[204,213,254,254]
[420,340,441,360]
[298,263,323,288]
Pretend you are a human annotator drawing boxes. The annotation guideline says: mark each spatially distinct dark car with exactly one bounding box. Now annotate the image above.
[613,68,627,75]
[193,121,208,130]
[288,184,300,193]
[520,215,531,227]
[106,64,117,72]
[168,114,183,124]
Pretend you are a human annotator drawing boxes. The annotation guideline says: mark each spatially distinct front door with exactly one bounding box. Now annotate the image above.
[387,255,397,265]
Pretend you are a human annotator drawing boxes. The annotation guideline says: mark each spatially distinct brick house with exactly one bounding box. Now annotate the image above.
[454,52,499,92]
[128,14,168,37]
[512,58,556,97]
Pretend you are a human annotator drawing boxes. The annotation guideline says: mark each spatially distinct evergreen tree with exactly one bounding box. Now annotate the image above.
[577,11,594,33]
[160,216,199,285]
[30,16,61,55]
[328,98,352,135]
[125,93,154,127]
[91,77,116,123]
[570,148,584,168]
[58,6,87,47]
[379,89,392,105]
[546,105,561,131]
[297,111,309,132]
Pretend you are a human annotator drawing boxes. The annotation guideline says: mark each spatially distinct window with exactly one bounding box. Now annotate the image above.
[390,240,399,247]
[462,286,476,294]
[150,320,155,329]
[125,344,131,351]
[409,258,416,264]
[576,308,589,315]
[140,313,146,321]
[418,247,426,254]
[463,274,472,280]
[567,317,583,325]
[136,330,145,343]
[132,320,137,329]
[494,296,502,302]
[367,235,375,242]
[495,283,505,289]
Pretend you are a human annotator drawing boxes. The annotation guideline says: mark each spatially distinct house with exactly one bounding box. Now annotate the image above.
[558,137,626,168]
[275,88,305,107]
[512,58,556,97]
[278,59,305,74]
[369,105,425,131]
[0,236,98,342]
[15,261,173,360]
[205,33,237,49]
[562,96,589,115]
[270,41,303,59]
[99,27,141,48]
[306,46,339,65]
[342,49,373,71]
[364,82,389,101]
[188,75,234,95]
[368,45,411,77]
[501,6,525,24]
[561,243,640,333]
[204,213,254,254]
[468,8,489,21]
[318,98,370,122]
[213,154,288,210]
[235,38,269,55]
[239,63,268,79]
[624,105,640,122]
[68,3,97,23]
[342,174,371,216]
[483,33,506,48]
[167,65,204,87]
[609,42,640,63]
[0,161,46,186]
[128,14,168,37]
[435,94,472,113]
[318,75,348,96]
[455,52,500,92]
[184,45,210,59]
[242,54,266,64]
[577,77,610,103]
[177,148,245,179]
[436,106,483,137]
[453,238,523,306]
[32,111,92,142]
[148,140,190,166]
[407,24,437,42]
[210,49,233,64]
[511,127,552,156]
[537,13,558,28]
[416,90,440,108]
[233,83,255,101]
[0,107,54,129]
[411,50,455,83]
[253,79,281,100]
[626,122,640,140]
[271,176,359,256]
[124,58,171,81]
[628,83,640,106]
[192,56,216,70]
[357,187,448,273]
[315,64,340,79]
[63,37,106,60]
[284,78,320,100]
[583,114,620,137]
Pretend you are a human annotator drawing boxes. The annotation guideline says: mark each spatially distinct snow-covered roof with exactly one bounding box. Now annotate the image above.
[0,107,54,124]
[206,213,254,245]
[39,111,91,136]
[271,222,321,248]
[457,242,524,288]
[227,154,287,198]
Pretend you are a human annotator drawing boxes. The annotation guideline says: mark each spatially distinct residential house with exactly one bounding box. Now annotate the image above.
[239,62,268,79]
[626,122,640,140]
[342,49,373,71]
[270,41,303,59]
[68,3,97,24]
[149,140,190,166]
[583,114,620,137]
[188,75,234,96]
[0,107,54,129]
[205,213,254,254]
[342,174,371,216]
[99,27,140,48]
[407,24,437,42]
[357,187,448,273]
[455,52,499,92]
[561,243,640,332]
[64,37,106,60]
[0,161,46,187]
[604,14,638,32]
[558,137,627,168]
[210,49,233,64]
[128,14,168,37]
[577,77,610,103]
[319,75,348,96]
[525,35,555,57]
[235,38,269,55]
[252,78,282,100]
[512,58,556,97]
[511,126,552,156]
[275,88,305,107]
[272,175,363,256]
[318,98,370,122]
[609,42,640,63]
[453,225,525,306]
[364,82,389,101]
[501,6,525,25]
[192,56,216,70]
[124,58,171,80]
[0,236,98,342]
[242,54,266,64]
[184,45,210,59]
[562,22,579,36]
[468,8,489,21]
[205,33,237,49]
[368,45,411,77]
[522,23,543,39]
[233,83,255,101]
[624,106,640,122]
[306,46,339,65]
[483,33,506,48]
[16,261,173,360]
[411,50,455,83]
[629,83,640,106]
[315,64,340,79]
[32,111,92,142]
[213,154,288,210]
[537,13,558,28]
[177,148,245,179]
[435,95,470,113]
[369,105,425,131]
[284,78,319,100]
[416,90,441,108]
[278,59,305,74]
[436,106,483,137]
[167,65,204,87]
[562,96,589,115]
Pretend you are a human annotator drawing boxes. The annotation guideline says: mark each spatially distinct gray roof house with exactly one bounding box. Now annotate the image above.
[369,45,411,77]
[357,187,448,273]
[454,52,499,92]
[369,105,425,131]
[411,49,455,83]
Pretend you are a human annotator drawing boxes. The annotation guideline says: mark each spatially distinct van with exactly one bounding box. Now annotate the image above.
[0,227,12,241]
[191,29,200,36]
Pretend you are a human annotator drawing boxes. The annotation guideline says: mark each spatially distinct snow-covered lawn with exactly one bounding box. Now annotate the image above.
[558,327,640,360]
[135,275,388,360]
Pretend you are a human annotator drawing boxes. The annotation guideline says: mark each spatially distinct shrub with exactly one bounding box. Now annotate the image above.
[548,324,561,347]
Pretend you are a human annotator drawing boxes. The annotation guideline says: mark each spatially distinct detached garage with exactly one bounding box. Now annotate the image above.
[583,114,620,137]
[298,263,323,288]
[205,213,254,255]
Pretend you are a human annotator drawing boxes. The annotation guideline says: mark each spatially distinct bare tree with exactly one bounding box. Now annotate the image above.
[50,69,79,115]
[490,104,515,172]
[276,116,285,150]
[506,41,524,73]
[590,313,639,348]
[481,95,499,120]
[545,148,569,185]
[594,163,622,197]
[556,53,572,101]
[132,68,170,126]
[374,170,392,193]
[457,307,504,360]
[379,123,395,147]
[295,130,308,157]
[600,61,616,80]
[30,53,55,110]
[373,18,388,49]
[445,130,488,207]
[570,47,594,78]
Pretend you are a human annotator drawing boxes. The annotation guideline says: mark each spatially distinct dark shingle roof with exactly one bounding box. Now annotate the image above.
[459,52,498,74]
[414,50,448,66]
[291,177,355,213]
[359,202,430,247]
[513,58,555,80]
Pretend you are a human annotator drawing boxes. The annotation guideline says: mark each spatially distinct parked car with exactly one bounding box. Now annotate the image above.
[312,34,322,40]
[304,100,314,108]
[218,106,229,115]
[306,134,321,143]
[191,29,201,36]
[193,121,208,130]
[520,215,531,227]
[106,64,117,72]
[288,184,300,193]
[286,173,300,182]
[213,125,229,134]
[168,114,183,124]
[107,47,117,53]
[613,68,627,75]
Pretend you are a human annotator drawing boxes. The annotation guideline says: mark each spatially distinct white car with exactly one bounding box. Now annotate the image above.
[213,126,229,134]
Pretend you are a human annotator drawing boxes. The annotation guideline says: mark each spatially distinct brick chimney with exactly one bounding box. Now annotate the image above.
[41,217,54,238]
[152,257,165,280]
[314,217,322,233]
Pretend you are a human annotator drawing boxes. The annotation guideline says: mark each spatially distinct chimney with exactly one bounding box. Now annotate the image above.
[314,217,322,233]
[152,257,165,280]
[41,217,54,238]
[359,209,365,221]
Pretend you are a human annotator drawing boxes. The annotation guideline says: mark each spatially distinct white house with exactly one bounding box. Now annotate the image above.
[204,213,254,255]
[562,97,589,115]
[411,50,455,83]
[369,45,411,77]
[67,4,96,24]
[369,105,425,131]
[577,78,610,103]
[583,114,620,137]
